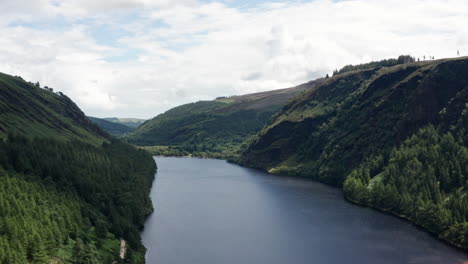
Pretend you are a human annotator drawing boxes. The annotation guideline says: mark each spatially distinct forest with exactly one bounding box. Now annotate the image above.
[344,125,467,248]
[0,135,156,263]
[0,71,158,263]
[333,55,416,75]
[238,56,468,249]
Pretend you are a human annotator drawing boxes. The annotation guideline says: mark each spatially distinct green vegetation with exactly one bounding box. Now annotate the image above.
[103,118,145,128]
[238,56,468,249]
[0,73,106,144]
[333,55,416,75]
[130,101,272,159]
[127,81,322,159]
[344,125,467,248]
[89,117,135,136]
[0,72,156,263]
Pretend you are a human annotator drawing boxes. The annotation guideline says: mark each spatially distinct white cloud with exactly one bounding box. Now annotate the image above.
[0,0,197,18]
[0,0,467,118]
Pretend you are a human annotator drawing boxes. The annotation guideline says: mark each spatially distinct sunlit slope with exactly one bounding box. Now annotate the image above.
[240,57,468,183]
[127,79,323,158]
[238,57,468,249]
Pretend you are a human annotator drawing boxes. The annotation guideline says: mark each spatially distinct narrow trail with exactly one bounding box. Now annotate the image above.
[120,239,127,260]
[111,240,127,264]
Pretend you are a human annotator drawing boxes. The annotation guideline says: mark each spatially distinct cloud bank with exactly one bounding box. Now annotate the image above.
[0,0,467,118]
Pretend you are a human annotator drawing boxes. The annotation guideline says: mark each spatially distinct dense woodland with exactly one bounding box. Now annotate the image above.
[239,56,468,249]
[0,72,157,263]
[344,125,468,248]
[0,136,156,263]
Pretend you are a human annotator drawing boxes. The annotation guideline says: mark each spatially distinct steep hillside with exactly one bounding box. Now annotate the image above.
[238,57,468,249]
[0,72,156,263]
[126,80,322,158]
[89,116,135,136]
[103,117,145,128]
[0,73,107,144]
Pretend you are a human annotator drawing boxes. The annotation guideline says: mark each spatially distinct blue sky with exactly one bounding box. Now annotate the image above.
[0,0,466,118]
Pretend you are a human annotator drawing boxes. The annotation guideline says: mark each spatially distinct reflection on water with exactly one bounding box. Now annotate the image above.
[142,157,468,264]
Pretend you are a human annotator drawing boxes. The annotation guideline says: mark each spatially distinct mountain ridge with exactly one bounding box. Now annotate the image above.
[102,117,145,128]
[126,79,323,158]
[88,116,136,136]
[237,56,468,249]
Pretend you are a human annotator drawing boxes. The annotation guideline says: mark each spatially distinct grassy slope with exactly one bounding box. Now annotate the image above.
[0,72,156,263]
[238,57,468,249]
[89,116,135,136]
[103,117,145,128]
[240,57,467,178]
[127,79,322,159]
[0,73,107,144]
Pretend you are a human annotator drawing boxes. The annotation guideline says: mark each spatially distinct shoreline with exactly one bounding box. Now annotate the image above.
[237,161,468,253]
[344,196,468,254]
[160,155,468,253]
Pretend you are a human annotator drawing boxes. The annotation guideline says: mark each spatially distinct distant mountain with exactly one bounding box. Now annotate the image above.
[238,57,468,249]
[103,117,145,128]
[0,72,156,263]
[125,79,323,158]
[89,116,135,136]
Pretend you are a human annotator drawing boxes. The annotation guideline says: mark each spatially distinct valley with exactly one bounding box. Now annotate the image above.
[2,1,467,263]
[0,55,466,264]
[129,56,468,251]
[124,79,323,159]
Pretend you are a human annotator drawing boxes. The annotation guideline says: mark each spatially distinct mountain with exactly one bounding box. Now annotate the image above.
[126,80,323,158]
[0,73,107,144]
[0,73,156,263]
[238,57,468,249]
[89,116,135,136]
[103,117,145,128]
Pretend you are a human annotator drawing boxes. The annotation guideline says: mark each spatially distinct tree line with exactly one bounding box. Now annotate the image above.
[0,135,156,263]
[344,125,467,248]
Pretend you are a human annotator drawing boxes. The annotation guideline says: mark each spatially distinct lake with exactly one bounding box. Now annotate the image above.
[142,157,468,264]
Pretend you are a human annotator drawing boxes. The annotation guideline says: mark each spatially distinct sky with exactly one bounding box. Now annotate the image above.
[0,0,467,118]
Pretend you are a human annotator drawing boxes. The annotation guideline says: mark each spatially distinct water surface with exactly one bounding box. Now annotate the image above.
[142,157,467,264]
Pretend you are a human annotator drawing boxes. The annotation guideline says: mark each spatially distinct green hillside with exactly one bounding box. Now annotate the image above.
[0,73,156,263]
[126,80,322,159]
[103,117,145,128]
[238,57,468,249]
[89,116,135,136]
[0,73,106,144]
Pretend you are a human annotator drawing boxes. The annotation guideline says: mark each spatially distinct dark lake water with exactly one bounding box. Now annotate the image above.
[142,157,468,264]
